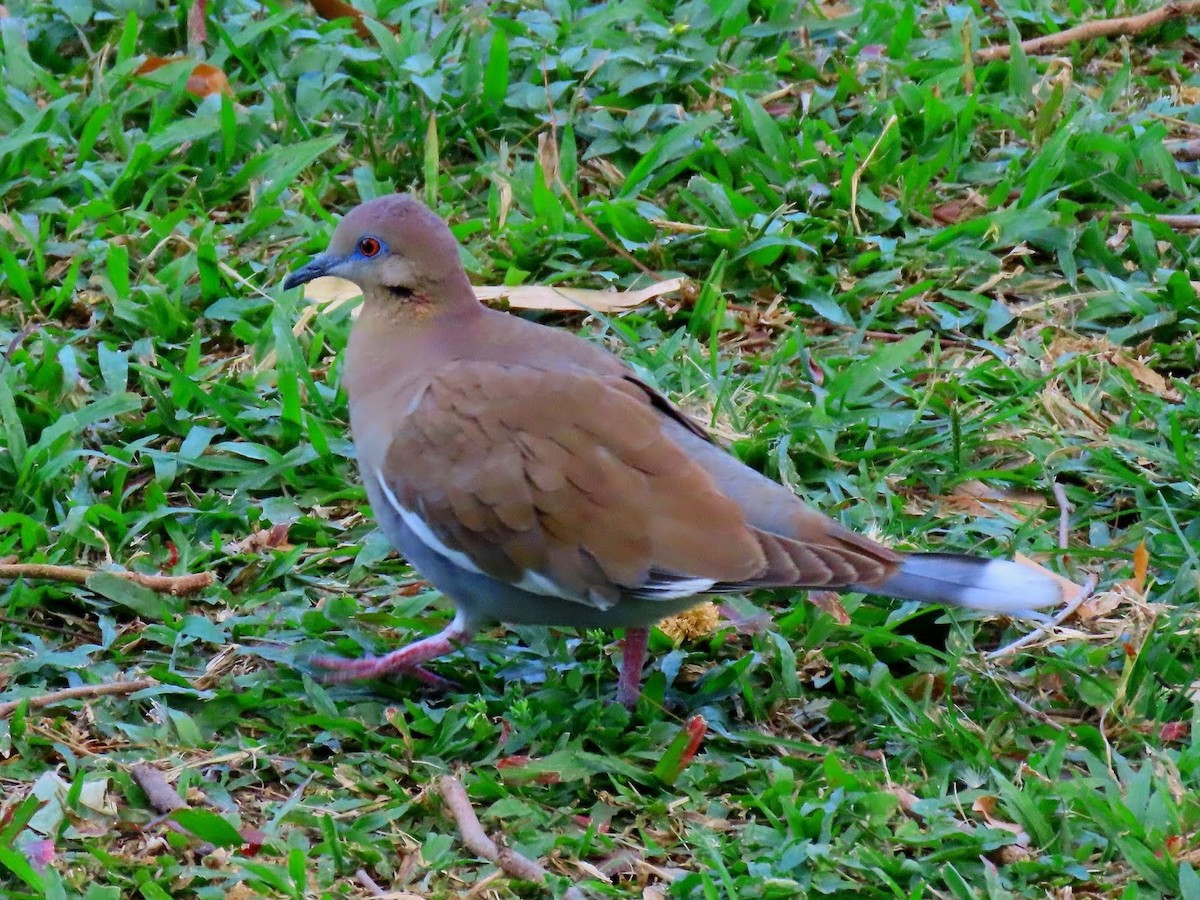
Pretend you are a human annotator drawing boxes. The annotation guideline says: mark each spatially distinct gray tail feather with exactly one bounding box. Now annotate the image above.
[857,552,1063,616]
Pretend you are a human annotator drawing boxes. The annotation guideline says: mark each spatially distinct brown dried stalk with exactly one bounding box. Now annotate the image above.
[131,763,187,814]
[0,678,158,719]
[977,2,1200,61]
[437,775,585,899]
[131,763,218,856]
[1052,481,1073,550]
[0,564,213,595]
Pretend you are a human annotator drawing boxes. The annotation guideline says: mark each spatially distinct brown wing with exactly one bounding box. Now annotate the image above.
[378,362,767,609]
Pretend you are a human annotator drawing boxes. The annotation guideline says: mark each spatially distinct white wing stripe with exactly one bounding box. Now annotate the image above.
[374,470,485,576]
[375,469,716,604]
[634,577,716,599]
[374,468,586,602]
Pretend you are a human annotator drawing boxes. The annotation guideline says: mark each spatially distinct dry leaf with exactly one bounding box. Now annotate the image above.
[298,275,361,306]
[22,839,55,873]
[1126,540,1149,597]
[226,524,293,555]
[136,57,232,98]
[807,589,851,625]
[293,275,688,314]
[1048,336,1181,401]
[475,277,689,312]
[658,603,720,642]
[187,0,207,48]
[972,795,1030,845]
[1160,721,1189,742]
[309,0,397,39]
[936,479,1047,518]
[1113,353,1181,400]
[1039,384,1110,435]
[1074,589,1122,621]
[537,130,559,187]
[886,785,921,815]
[1013,552,1087,607]
[820,0,854,18]
[930,198,986,224]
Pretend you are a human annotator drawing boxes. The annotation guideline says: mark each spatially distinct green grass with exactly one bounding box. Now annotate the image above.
[2,0,1200,896]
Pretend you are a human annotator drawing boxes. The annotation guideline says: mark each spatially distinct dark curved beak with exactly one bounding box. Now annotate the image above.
[282,252,337,290]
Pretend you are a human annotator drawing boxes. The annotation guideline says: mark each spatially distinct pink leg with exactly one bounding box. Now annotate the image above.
[615,627,649,708]
[312,615,470,686]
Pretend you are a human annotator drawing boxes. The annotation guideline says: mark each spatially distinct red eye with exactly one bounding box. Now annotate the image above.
[358,237,381,257]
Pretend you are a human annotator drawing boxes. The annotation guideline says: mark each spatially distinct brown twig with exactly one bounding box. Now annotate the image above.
[131,762,186,813]
[1008,691,1066,731]
[437,776,585,899]
[308,0,397,40]
[0,612,78,636]
[0,677,158,719]
[560,184,659,279]
[355,870,384,896]
[1103,212,1200,230]
[131,762,217,856]
[0,564,213,595]
[1051,481,1073,550]
[1145,214,1200,229]
[355,869,426,898]
[977,1,1200,61]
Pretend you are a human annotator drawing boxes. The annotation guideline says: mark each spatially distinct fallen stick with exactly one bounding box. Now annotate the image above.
[132,762,268,857]
[308,0,397,40]
[977,1,1200,61]
[437,775,585,899]
[131,763,187,814]
[1145,214,1200,230]
[985,574,1098,660]
[132,762,217,856]
[0,564,213,595]
[1105,212,1200,230]
[1008,691,1066,731]
[0,677,158,719]
[1051,481,1073,550]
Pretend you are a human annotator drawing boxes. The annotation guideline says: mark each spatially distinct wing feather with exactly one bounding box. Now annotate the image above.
[380,362,765,608]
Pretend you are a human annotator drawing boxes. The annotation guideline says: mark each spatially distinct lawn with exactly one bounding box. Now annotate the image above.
[1,0,1199,897]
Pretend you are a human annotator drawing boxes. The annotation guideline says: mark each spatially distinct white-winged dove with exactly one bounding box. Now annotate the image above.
[283,194,1063,707]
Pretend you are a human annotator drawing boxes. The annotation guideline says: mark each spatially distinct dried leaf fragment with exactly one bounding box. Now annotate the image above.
[658,602,720,642]
[807,589,851,625]
[136,57,232,98]
[972,795,1030,845]
[937,479,1047,518]
[1126,540,1150,597]
[308,0,398,40]
[295,275,689,314]
[475,277,689,312]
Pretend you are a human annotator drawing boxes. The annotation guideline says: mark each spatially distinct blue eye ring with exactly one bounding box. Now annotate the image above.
[358,236,382,257]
